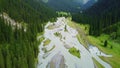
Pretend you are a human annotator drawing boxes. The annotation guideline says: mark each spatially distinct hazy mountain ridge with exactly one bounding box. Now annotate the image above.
[41,0,97,12]
[81,0,98,10]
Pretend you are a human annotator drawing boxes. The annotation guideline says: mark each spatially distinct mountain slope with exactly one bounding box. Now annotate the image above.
[0,0,57,68]
[0,0,57,23]
[72,0,120,36]
[41,0,97,12]
[85,0,120,16]
[81,0,98,10]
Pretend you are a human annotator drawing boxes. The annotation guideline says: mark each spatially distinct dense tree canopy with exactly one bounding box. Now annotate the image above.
[72,0,120,37]
[0,0,57,68]
[0,0,57,23]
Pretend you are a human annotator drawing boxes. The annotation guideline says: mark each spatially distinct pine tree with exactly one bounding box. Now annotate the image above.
[0,48,5,68]
[6,51,12,68]
[104,40,108,47]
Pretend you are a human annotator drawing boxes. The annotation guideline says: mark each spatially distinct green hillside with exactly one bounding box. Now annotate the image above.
[72,0,120,36]
[0,0,57,68]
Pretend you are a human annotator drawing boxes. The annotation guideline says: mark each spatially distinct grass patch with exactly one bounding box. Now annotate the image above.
[93,58,104,68]
[69,47,80,58]
[47,24,55,30]
[37,32,44,37]
[43,39,51,46]
[42,47,47,53]
[67,17,89,35]
[54,32,62,39]
[37,32,44,43]
[42,45,55,53]
[77,34,84,44]
[39,36,45,42]
[47,45,55,52]
[88,34,120,68]
[67,17,89,48]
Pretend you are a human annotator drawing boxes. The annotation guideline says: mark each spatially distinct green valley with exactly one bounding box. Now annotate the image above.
[0,0,120,68]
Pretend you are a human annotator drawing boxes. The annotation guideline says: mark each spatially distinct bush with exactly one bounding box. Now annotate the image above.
[104,40,108,47]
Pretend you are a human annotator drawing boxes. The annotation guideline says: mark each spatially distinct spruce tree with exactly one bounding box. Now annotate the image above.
[0,48,5,68]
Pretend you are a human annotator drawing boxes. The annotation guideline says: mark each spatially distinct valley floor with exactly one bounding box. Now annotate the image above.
[37,17,112,68]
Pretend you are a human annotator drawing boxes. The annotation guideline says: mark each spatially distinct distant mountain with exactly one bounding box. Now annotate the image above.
[41,0,97,12]
[81,0,98,10]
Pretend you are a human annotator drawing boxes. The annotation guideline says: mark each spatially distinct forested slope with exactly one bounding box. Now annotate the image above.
[72,0,120,37]
[0,0,57,23]
[0,0,57,68]
[42,0,97,13]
